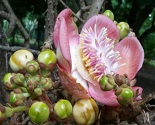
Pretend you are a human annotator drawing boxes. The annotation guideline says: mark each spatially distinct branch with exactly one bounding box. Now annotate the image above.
[86,0,105,20]
[0,11,16,36]
[0,45,40,55]
[1,0,30,47]
[58,0,84,23]
[44,0,56,50]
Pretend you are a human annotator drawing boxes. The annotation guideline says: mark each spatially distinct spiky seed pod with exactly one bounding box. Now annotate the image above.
[99,74,116,91]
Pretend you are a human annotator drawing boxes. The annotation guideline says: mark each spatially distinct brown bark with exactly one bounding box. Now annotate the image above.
[43,0,58,50]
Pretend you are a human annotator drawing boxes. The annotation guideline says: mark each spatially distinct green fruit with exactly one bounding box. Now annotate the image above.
[54,99,72,119]
[117,22,130,39]
[29,102,49,124]
[103,10,114,21]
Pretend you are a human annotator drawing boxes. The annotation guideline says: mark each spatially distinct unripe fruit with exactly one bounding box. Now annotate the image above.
[54,99,72,119]
[9,50,34,72]
[28,102,49,124]
[103,10,114,21]
[73,98,99,125]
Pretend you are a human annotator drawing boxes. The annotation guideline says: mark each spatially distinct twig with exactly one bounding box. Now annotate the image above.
[44,0,56,49]
[86,0,105,20]
[0,45,40,55]
[1,0,30,47]
[58,0,84,23]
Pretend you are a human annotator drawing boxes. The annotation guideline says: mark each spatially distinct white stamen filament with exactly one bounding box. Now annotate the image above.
[80,24,125,81]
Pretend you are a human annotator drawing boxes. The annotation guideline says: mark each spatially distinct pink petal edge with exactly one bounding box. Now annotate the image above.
[88,83,119,106]
[81,14,120,42]
[114,36,144,79]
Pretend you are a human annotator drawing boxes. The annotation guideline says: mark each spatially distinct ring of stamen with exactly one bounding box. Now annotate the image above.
[80,24,124,81]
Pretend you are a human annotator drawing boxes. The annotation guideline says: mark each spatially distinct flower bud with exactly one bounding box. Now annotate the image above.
[26,75,40,91]
[103,10,114,21]
[26,60,39,75]
[9,49,34,72]
[54,99,72,119]
[41,77,53,91]
[115,86,134,106]
[73,98,99,125]
[117,22,130,40]
[34,88,42,96]
[28,102,49,124]
[99,75,116,91]
[3,73,16,90]
[9,89,24,105]
[11,73,25,86]
[38,49,57,71]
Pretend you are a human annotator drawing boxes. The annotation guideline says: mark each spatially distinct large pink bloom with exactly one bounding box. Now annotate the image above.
[54,9,144,106]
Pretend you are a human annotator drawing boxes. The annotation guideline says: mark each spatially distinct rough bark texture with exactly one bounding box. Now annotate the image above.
[43,0,57,50]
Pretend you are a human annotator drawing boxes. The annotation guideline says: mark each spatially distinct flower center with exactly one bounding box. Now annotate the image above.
[80,24,124,81]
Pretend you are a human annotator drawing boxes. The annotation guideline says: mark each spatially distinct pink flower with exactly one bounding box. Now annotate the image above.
[54,9,144,106]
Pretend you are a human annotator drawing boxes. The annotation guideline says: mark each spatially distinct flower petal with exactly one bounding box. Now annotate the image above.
[75,45,98,86]
[132,86,143,100]
[56,45,71,72]
[81,15,120,42]
[114,37,144,79]
[54,9,79,72]
[88,83,119,106]
[58,66,90,99]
